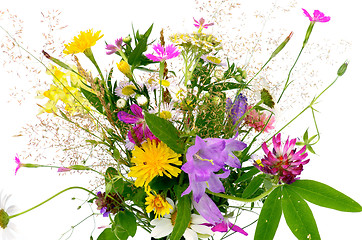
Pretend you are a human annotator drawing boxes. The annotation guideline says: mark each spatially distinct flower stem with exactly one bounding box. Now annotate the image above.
[277,46,304,103]
[206,185,277,203]
[9,186,97,219]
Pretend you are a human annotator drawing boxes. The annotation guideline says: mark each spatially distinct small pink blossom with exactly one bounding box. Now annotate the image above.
[302,9,330,23]
[14,154,23,175]
[244,106,275,133]
[145,43,180,62]
[193,17,214,29]
[57,167,71,172]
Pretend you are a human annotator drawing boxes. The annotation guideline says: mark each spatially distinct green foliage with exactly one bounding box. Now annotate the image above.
[235,167,260,183]
[80,88,104,114]
[97,228,117,240]
[289,180,362,212]
[144,112,185,154]
[254,186,282,240]
[149,175,178,191]
[194,92,226,138]
[169,193,191,240]
[113,210,137,239]
[296,129,317,154]
[242,174,265,198]
[281,185,320,240]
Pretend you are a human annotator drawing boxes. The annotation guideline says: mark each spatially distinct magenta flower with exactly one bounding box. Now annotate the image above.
[193,17,214,29]
[145,43,180,62]
[117,104,157,144]
[210,219,248,236]
[14,154,23,175]
[255,133,310,184]
[302,9,330,23]
[105,38,124,55]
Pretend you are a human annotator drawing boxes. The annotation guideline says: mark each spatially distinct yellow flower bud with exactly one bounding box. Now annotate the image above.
[116,61,132,78]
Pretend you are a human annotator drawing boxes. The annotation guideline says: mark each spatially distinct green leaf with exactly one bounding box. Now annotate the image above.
[169,194,191,240]
[144,112,185,154]
[254,186,282,240]
[242,174,265,198]
[149,175,178,191]
[281,185,321,240]
[128,24,153,66]
[80,88,104,114]
[114,211,137,237]
[235,167,260,183]
[97,228,117,240]
[289,180,362,212]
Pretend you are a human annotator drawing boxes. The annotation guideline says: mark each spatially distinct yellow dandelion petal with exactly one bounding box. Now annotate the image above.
[128,140,182,188]
[63,29,103,55]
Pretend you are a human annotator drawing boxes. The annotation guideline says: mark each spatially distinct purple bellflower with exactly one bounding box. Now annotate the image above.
[117,104,157,144]
[226,93,248,129]
[254,133,310,184]
[192,193,224,225]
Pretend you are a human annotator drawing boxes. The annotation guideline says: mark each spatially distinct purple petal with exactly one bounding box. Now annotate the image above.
[228,221,248,236]
[118,111,140,124]
[192,194,223,225]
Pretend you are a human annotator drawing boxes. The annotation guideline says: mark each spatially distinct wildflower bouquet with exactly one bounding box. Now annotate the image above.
[1,7,361,240]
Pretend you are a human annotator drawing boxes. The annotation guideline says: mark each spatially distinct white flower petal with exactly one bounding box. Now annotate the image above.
[183,228,198,240]
[150,218,173,238]
[190,224,214,235]
[190,214,208,224]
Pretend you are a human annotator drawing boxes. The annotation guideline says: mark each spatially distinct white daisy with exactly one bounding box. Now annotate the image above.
[0,191,18,240]
[150,199,213,240]
[114,81,137,98]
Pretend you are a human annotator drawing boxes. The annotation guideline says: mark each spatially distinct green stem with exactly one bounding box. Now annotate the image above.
[206,185,277,203]
[277,46,304,103]
[9,186,96,219]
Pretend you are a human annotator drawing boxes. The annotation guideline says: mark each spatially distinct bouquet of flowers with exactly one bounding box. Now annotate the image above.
[1,7,361,240]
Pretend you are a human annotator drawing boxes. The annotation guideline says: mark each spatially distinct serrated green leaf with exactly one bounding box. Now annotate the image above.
[289,180,362,212]
[242,174,265,198]
[254,186,282,240]
[144,112,185,154]
[169,194,191,240]
[97,228,117,240]
[281,185,321,240]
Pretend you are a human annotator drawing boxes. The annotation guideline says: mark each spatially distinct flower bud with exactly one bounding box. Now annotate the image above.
[69,165,91,171]
[116,98,127,109]
[337,61,348,76]
[116,60,132,78]
[271,32,293,59]
[123,35,132,44]
[135,94,148,106]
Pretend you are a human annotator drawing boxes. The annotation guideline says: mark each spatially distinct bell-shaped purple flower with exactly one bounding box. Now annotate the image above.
[192,193,224,225]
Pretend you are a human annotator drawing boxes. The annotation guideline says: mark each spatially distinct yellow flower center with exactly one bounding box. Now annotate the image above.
[161,80,170,87]
[121,85,136,96]
[0,209,9,229]
[160,110,172,120]
[206,56,221,64]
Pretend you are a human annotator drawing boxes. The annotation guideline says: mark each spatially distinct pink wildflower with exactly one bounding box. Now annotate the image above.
[57,167,71,172]
[244,106,275,133]
[255,133,310,184]
[145,43,180,62]
[14,154,23,175]
[105,38,124,55]
[302,9,330,23]
[193,17,214,29]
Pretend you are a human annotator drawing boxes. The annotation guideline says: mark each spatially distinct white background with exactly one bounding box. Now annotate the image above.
[1,0,361,240]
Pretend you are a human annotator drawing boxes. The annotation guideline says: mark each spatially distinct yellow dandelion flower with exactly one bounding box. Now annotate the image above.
[63,29,103,55]
[128,140,182,187]
[145,192,173,219]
